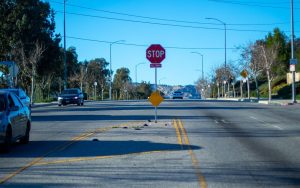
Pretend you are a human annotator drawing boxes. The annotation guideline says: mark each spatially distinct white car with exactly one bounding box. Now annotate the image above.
[172,91,183,99]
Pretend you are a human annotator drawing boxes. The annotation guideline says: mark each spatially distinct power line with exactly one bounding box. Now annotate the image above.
[208,0,300,9]
[48,0,298,26]
[66,36,236,50]
[56,11,271,33]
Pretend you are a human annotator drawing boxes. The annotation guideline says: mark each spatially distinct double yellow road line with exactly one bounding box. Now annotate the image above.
[173,119,207,188]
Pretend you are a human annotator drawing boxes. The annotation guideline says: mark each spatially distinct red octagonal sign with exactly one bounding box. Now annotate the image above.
[146,44,166,64]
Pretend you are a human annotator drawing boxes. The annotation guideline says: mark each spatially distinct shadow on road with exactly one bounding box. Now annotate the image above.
[0,140,201,158]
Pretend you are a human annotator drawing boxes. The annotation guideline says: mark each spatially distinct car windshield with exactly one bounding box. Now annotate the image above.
[0,95,6,112]
[62,89,78,95]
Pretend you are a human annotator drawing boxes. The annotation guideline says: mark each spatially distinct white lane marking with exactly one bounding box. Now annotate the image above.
[250,116,283,130]
[221,119,227,124]
[250,116,259,121]
[272,125,283,130]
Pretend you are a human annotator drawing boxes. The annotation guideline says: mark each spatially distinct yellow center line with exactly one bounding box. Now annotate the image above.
[0,140,74,185]
[173,119,207,188]
[172,119,183,147]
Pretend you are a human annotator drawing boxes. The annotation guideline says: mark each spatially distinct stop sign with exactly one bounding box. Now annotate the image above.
[146,44,166,64]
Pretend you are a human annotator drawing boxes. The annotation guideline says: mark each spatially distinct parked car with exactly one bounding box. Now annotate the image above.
[0,91,31,152]
[172,91,184,99]
[0,88,31,110]
[58,88,84,106]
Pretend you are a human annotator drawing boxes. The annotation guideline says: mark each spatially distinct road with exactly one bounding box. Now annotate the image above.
[0,100,300,187]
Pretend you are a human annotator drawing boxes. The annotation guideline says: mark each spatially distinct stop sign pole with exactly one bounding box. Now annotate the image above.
[146,44,166,123]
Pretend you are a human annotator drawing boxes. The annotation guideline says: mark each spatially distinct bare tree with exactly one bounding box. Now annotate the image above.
[213,63,237,98]
[258,42,279,102]
[69,65,87,91]
[195,77,209,99]
[239,42,264,100]
[16,41,45,104]
[39,73,54,100]
[250,42,265,100]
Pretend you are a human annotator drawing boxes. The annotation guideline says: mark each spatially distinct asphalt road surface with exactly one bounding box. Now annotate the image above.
[1,100,300,188]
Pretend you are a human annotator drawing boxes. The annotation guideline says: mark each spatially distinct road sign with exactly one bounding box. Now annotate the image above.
[146,44,166,64]
[150,64,162,68]
[148,91,164,107]
[240,69,248,78]
[290,59,298,65]
[290,64,296,72]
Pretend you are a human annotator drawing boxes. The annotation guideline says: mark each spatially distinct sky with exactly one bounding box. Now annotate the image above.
[44,0,299,86]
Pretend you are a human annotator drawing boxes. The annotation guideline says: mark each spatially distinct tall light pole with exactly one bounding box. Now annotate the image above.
[63,0,67,89]
[191,52,204,80]
[206,17,227,79]
[290,0,297,103]
[135,62,146,85]
[109,40,125,100]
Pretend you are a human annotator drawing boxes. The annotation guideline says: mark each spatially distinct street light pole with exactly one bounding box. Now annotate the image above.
[191,52,204,80]
[206,17,227,77]
[135,62,146,85]
[290,0,297,103]
[109,40,125,100]
[63,0,67,89]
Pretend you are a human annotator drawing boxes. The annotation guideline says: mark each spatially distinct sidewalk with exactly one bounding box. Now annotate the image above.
[208,97,299,106]
[257,99,299,106]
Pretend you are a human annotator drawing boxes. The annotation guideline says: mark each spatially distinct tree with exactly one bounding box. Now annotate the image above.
[0,0,62,96]
[266,28,289,76]
[239,42,264,100]
[136,82,152,99]
[213,63,237,98]
[14,41,45,104]
[113,67,132,100]
[84,58,109,99]
[195,78,209,99]
[257,40,279,102]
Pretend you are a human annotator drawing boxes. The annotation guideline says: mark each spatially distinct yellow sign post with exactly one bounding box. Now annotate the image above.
[148,91,164,107]
[240,69,248,78]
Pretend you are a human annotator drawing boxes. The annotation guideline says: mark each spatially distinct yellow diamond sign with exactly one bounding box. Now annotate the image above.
[148,91,164,107]
[240,69,248,78]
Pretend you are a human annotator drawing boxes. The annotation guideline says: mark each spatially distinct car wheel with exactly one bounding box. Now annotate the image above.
[58,104,61,106]
[20,122,30,144]
[2,126,12,152]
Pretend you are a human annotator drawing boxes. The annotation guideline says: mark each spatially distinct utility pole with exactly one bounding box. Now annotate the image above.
[63,0,67,89]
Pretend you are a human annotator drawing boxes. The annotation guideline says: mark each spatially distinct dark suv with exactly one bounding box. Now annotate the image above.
[58,88,84,106]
